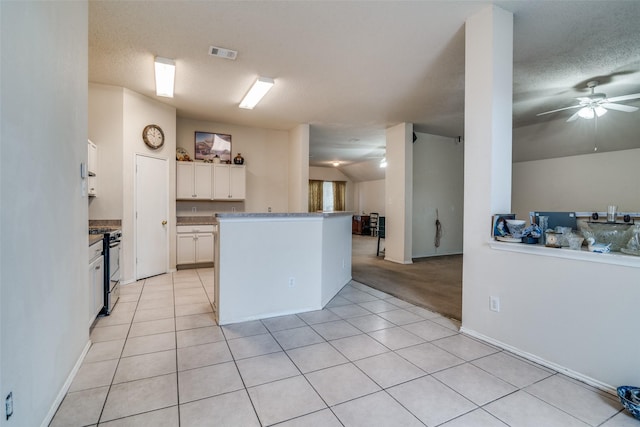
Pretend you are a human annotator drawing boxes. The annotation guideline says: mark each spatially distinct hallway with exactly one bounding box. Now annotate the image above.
[351,235,463,321]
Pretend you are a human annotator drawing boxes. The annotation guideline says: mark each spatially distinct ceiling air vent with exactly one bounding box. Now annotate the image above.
[209,46,237,60]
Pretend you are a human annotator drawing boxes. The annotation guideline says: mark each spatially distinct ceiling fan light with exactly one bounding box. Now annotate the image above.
[594,106,607,117]
[578,107,595,119]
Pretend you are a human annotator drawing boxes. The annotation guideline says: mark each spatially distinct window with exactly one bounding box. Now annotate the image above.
[308,180,346,212]
[323,182,334,211]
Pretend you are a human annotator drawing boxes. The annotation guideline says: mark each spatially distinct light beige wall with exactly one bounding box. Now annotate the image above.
[385,123,414,264]
[122,89,177,281]
[413,132,464,257]
[88,83,124,220]
[309,166,355,212]
[1,2,89,425]
[355,180,385,216]
[288,124,310,212]
[512,148,640,220]
[463,6,639,390]
[177,118,290,214]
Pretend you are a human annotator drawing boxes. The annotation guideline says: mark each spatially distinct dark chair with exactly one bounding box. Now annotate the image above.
[377,216,385,256]
[369,212,379,236]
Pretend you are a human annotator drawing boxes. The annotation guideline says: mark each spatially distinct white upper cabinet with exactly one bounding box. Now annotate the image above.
[213,164,246,200]
[176,162,212,200]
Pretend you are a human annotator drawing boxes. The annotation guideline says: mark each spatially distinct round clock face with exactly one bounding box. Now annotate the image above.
[143,124,164,149]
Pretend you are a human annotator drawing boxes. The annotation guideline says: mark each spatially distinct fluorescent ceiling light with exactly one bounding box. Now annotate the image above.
[239,77,274,109]
[154,57,175,98]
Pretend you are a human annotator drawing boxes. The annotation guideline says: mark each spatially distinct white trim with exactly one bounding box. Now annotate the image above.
[460,326,617,396]
[134,153,170,280]
[383,256,413,264]
[41,340,92,427]
[489,240,640,268]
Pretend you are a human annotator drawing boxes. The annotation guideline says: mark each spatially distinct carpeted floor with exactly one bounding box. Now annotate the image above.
[351,235,462,320]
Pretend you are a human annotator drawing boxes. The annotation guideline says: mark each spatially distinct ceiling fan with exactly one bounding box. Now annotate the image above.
[537,80,640,122]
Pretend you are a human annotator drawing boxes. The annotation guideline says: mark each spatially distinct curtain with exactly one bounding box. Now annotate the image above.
[333,181,346,211]
[308,180,323,212]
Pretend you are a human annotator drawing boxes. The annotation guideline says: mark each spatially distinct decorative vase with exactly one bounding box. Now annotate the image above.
[234,153,245,165]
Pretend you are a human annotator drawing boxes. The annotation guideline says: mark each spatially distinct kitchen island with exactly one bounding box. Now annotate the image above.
[214,212,352,325]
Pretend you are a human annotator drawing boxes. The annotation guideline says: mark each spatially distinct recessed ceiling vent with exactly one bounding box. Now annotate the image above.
[209,46,237,60]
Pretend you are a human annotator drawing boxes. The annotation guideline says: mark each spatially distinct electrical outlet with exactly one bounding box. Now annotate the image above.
[192,207,197,213]
[6,392,13,420]
[268,207,272,212]
[288,277,295,288]
[490,296,500,312]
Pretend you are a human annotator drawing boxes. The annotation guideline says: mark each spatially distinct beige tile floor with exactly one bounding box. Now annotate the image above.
[50,268,635,426]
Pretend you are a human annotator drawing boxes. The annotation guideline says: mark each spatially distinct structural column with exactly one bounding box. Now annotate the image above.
[384,122,413,264]
[288,124,310,212]
[462,6,513,322]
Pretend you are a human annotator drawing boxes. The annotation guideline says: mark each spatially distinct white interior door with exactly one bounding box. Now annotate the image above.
[136,155,168,279]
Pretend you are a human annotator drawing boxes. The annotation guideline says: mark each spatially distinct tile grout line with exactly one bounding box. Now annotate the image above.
[172,272,181,427]
[95,277,145,425]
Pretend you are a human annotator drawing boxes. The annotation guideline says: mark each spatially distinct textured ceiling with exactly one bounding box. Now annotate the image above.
[89,1,640,182]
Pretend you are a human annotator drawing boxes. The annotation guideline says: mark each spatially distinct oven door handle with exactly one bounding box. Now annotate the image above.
[109,241,121,248]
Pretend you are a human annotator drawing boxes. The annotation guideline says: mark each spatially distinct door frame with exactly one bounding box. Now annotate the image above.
[133,153,170,280]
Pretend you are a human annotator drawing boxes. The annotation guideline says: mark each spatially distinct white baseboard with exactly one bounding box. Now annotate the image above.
[460,326,616,396]
[41,339,92,427]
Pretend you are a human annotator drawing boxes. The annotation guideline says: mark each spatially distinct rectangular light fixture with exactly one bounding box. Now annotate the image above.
[154,56,175,98]
[239,76,274,109]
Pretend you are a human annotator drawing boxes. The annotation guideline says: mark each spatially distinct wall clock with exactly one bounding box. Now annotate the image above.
[142,124,164,149]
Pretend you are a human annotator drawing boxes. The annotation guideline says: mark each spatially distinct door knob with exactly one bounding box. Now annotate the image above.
[162,220,167,225]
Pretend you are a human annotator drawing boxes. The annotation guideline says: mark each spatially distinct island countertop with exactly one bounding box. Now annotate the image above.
[215,211,353,219]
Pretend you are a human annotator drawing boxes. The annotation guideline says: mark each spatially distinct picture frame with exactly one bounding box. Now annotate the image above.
[492,213,515,237]
[194,131,231,162]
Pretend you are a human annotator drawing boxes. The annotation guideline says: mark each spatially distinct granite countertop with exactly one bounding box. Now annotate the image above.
[215,212,353,219]
[177,216,218,226]
[88,219,121,246]
[89,234,103,246]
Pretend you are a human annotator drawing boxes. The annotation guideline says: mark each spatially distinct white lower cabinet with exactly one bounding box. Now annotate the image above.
[177,225,215,265]
[88,241,104,325]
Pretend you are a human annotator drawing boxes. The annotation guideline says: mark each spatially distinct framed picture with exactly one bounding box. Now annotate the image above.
[492,213,515,237]
[194,131,231,162]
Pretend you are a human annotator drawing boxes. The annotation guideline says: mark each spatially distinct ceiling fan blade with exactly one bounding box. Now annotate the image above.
[566,111,580,122]
[606,93,640,103]
[601,102,639,112]
[536,104,582,116]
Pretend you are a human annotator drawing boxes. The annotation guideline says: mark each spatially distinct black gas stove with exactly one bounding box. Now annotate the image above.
[88,227,121,315]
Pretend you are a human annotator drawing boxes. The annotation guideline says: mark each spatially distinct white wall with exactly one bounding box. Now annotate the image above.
[1,2,89,425]
[463,6,639,391]
[176,118,290,214]
[88,84,124,220]
[122,89,176,281]
[289,124,310,213]
[216,214,351,324]
[385,123,414,264]
[309,166,355,212]
[412,132,464,257]
[354,179,385,216]
[512,148,640,220]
